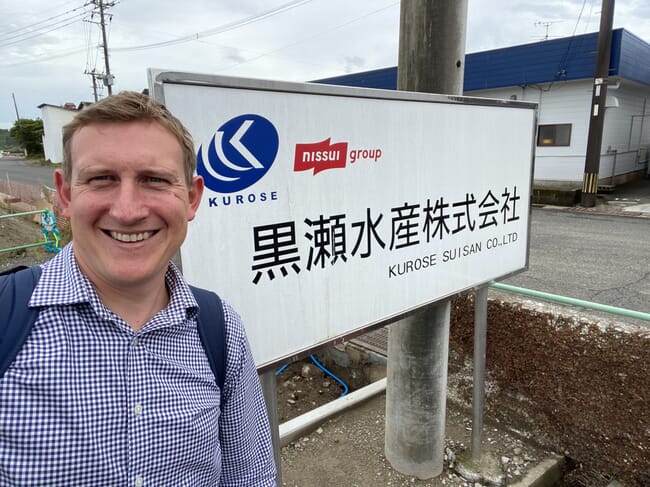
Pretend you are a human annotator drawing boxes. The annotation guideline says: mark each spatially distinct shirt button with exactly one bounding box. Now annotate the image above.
[131,338,139,346]
[134,404,143,416]
[135,476,144,487]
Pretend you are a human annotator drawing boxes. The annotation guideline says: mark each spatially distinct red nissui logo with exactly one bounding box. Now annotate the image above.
[294,138,348,175]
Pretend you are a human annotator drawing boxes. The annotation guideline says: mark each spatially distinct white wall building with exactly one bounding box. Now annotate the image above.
[469,78,649,187]
[38,103,78,164]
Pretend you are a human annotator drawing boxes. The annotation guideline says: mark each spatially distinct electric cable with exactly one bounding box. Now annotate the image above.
[0,10,91,48]
[0,2,90,39]
[217,2,398,73]
[556,0,591,79]
[274,364,289,375]
[274,355,350,397]
[310,355,349,397]
[110,0,315,53]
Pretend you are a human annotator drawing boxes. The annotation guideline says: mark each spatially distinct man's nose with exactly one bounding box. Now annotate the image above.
[108,181,149,222]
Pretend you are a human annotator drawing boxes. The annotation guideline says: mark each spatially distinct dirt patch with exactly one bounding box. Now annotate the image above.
[450,294,650,486]
[276,360,349,423]
[0,208,50,269]
[279,295,649,486]
[0,209,43,249]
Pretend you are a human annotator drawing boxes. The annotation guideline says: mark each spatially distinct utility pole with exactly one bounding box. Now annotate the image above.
[11,93,21,121]
[385,0,468,480]
[91,71,99,102]
[11,92,26,156]
[84,69,100,101]
[86,0,115,98]
[97,0,114,96]
[581,0,615,207]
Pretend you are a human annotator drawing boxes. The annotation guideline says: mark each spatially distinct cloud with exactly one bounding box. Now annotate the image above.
[343,56,366,73]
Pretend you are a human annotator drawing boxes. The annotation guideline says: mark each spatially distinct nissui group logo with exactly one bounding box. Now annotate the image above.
[197,114,279,194]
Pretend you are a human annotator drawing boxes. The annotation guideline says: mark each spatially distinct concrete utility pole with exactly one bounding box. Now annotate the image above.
[11,93,21,121]
[581,0,615,207]
[85,1,115,98]
[85,69,100,102]
[385,0,468,480]
[97,0,114,96]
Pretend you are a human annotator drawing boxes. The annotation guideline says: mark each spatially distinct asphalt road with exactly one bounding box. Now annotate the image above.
[0,157,56,187]
[504,208,649,315]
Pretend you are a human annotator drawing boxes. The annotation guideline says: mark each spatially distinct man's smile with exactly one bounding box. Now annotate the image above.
[107,230,156,243]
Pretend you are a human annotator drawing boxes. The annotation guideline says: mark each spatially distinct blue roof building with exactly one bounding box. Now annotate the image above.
[315,29,650,187]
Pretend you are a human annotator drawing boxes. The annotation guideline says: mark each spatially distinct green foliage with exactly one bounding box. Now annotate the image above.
[0,128,20,151]
[9,118,44,157]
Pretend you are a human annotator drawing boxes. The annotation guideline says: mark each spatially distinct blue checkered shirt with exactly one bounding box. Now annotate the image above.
[0,244,276,486]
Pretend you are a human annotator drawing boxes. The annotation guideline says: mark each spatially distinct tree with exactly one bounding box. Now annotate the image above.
[0,128,20,151]
[9,118,44,157]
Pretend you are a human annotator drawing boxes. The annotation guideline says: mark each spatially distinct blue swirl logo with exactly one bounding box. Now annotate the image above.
[197,114,279,194]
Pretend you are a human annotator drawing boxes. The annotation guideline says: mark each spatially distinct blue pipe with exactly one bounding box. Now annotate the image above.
[274,364,289,376]
[310,354,349,397]
[274,356,350,398]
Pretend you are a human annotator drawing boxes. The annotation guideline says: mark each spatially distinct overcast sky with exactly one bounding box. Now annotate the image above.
[2,0,649,129]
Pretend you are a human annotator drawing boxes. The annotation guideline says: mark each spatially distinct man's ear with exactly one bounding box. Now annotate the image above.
[54,169,72,218]
[187,175,204,222]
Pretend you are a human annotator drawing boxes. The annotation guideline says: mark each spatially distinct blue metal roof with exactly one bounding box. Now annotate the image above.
[314,28,650,91]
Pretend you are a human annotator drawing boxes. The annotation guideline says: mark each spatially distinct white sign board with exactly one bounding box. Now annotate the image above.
[150,71,536,369]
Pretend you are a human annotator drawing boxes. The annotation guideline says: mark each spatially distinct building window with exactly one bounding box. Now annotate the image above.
[537,124,572,146]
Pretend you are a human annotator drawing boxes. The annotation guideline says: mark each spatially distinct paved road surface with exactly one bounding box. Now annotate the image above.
[504,207,649,315]
[0,157,56,187]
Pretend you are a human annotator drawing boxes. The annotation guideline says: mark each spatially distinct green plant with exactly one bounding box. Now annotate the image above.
[9,118,44,157]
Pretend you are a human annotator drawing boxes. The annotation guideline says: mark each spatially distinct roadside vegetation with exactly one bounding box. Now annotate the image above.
[5,118,44,158]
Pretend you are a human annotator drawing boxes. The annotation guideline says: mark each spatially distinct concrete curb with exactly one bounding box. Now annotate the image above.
[510,455,565,487]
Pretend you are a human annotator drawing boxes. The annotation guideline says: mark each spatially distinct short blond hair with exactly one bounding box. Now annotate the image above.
[62,91,196,185]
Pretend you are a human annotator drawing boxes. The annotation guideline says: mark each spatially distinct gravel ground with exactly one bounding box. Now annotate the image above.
[280,377,553,487]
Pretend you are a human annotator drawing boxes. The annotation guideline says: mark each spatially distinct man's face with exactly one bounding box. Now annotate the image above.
[55,120,203,292]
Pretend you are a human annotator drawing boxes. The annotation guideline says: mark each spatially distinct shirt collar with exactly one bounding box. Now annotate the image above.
[30,243,199,324]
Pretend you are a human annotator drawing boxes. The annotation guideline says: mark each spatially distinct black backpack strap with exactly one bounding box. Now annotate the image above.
[190,286,227,396]
[0,266,42,380]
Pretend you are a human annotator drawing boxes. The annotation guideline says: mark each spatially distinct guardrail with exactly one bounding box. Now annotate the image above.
[489,282,650,322]
[0,209,60,254]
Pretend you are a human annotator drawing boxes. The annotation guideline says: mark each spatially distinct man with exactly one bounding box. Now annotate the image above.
[0,91,276,485]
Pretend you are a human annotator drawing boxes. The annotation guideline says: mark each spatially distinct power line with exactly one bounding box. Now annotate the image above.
[110,0,315,53]
[556,0,592,79]
[0,2,91,39]
[0,47,87,69]
[0,0,388,75]
[217,2,398,73]
[0,10,91,48]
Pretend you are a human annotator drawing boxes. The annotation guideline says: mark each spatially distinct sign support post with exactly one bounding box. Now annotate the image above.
[260,370,283,484]
[471,285,489,462]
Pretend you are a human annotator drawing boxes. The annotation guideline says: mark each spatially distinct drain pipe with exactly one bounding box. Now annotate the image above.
[489,282,650,322]
[279,378,386,447]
